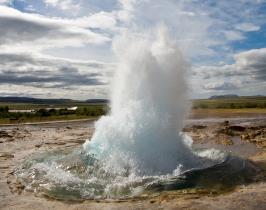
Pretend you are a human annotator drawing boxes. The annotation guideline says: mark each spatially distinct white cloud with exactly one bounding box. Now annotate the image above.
[192,48,266,94]
[0,51,114,99]
[202,81,242,91]
[0,0,11,5]
[0,6,113,52]
[0,4,118,99]
[68,12,117,30]
[234,48,266,80]
[0,0,265,98]
[44,0,80,11]
[113,0,264,61]
[24,4,36,12]
[117,0,136,22]
[235,23,260,32]
[177,11,196,17]
[0,84,109,99]
[114,0,217,59]
[223,30,245,41]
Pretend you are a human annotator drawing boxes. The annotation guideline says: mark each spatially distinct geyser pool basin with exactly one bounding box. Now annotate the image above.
[15,146,258,201]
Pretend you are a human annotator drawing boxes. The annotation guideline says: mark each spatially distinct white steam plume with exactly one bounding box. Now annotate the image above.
[83,26,199,176]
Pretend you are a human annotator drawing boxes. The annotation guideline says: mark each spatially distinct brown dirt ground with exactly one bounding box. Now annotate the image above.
[0,117,266,210]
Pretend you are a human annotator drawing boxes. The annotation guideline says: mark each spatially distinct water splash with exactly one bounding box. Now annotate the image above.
[15,147,256,200]
[83,27,200,176]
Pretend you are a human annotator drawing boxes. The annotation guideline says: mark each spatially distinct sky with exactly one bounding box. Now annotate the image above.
[0,0,265,99]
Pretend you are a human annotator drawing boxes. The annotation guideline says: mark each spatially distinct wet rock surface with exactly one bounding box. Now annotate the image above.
[0,118,266,210]
[184,119,266,148]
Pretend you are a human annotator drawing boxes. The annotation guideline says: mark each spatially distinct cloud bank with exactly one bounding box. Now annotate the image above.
[0,0,265,99]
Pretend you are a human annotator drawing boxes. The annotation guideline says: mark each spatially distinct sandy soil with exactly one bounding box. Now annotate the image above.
[0,117,266,210]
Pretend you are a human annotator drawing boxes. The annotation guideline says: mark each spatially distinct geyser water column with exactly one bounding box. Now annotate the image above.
[83,27,200,176]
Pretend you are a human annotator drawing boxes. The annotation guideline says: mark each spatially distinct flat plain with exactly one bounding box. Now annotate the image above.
[0,109,265,209]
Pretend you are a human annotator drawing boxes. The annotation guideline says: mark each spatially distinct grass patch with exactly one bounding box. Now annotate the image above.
[192,96,266,109]
[190,108,266,119]
[1,97,266,124]
[0,104,108,124]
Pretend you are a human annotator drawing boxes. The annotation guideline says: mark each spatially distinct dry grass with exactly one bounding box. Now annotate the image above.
[190,108,266,119]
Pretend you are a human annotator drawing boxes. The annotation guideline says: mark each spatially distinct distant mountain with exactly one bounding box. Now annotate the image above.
[0,97,109,104]
[0,97,74,104]
[209,94,239,99]
[253,95,265,97]
[85,99,109,104]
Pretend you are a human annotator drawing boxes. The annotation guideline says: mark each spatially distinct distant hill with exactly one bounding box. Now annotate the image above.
[0,97,73,104]
[0,97,109,104]
[209,94,239,99]
[85,99,109,104]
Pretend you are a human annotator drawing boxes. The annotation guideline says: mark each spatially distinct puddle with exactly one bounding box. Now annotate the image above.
[193,136,261,159]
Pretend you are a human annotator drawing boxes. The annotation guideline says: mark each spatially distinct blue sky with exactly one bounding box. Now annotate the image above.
[0,0,265,99]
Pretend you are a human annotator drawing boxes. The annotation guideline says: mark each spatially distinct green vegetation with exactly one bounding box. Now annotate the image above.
[0,101,106,110]
[192,96,266,109]
[0,96,266,124]
[0,104,108,124]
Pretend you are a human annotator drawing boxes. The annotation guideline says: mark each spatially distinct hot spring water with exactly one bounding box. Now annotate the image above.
[15,28,257,200]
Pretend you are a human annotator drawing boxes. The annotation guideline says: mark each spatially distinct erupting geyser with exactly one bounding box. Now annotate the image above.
[83,27,199,175]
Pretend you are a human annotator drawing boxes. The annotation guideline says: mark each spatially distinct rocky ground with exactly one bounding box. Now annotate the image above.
[0,117,266,210]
